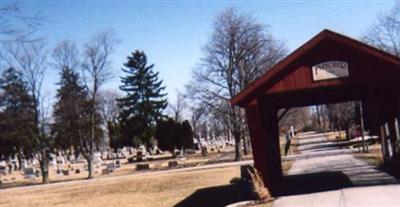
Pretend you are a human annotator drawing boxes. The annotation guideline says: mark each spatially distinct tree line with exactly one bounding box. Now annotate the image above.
[0,20,193,183]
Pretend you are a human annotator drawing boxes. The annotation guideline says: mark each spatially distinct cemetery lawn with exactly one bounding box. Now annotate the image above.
[0,165,240,207]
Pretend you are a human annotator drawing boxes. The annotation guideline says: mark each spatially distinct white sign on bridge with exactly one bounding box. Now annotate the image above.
[312,61,349,81]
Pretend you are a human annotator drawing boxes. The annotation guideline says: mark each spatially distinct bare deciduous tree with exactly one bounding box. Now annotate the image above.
[363,2,400,57]
[99,90,121,150]
[187,9,286,160]
[3,40,50,183]
[189,105,206,141]
[169,92,186,122]
[80,30,119,178]
[100,90,120,124]
[325,102,357,140]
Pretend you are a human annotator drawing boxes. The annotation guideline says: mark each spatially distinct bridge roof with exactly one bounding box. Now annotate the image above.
[231,29,400,107]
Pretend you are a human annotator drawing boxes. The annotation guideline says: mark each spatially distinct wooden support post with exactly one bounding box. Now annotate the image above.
[258,98,283,196]
[385,123,393,158]
[245,100,270,191]
[395,117,400,145]
[380,125,389,161]
[395,118,400,159]
[388,118,398,159]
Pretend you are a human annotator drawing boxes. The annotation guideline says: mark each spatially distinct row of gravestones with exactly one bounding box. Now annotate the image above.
[105,146,165,162]
[101,160,122,175]
[135,160,178,171]
[56,167,81,176]
[126,149,165,164]
[0,161,21,175]
[1,160,126,184]
[23,160,122,178]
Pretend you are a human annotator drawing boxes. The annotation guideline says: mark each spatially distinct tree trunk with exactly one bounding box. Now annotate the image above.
[346,127,351,140]
[242,136,248,155]
[234,139,242,161]
[316,105,321,129]
[40,149,49,184]
[87,154,93,179]
[233,128,242,161]
[17,153,23,170]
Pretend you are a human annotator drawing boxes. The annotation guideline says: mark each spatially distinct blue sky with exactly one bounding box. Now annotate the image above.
[4,0,397,104]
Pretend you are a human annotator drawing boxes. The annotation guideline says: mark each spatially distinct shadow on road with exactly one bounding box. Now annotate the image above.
[280,171,352,196]
[174,183,253,207]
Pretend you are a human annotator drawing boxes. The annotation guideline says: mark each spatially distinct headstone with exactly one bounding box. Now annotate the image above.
[0,166,6,175]
[115,160,121,168]
[107,163,115,173]
[136,151,143,162]
[24,168,35,179]
[93,152,102,165]
[139,145,147,154]
[136,163,149,171]
[21,160,28,169]
[62,169,69,176]
[201,146,208,156]
[7,163,13,174]
[168,161,178,168]
[35,169,41,177]
[102,168,109,175]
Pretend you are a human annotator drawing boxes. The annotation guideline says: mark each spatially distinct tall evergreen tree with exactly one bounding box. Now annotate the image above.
[155,118,176,153]
[181,120,194,149]
[118,50,167,147]
[52,68,90,152]
[0,68,35,161]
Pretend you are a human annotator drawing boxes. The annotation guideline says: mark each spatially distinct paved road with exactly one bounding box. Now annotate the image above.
[274,132,400,207]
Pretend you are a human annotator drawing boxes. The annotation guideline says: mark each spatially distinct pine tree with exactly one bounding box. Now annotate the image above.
[118,50,167,147]
[52,68,90,152]
[181,120,194,149]
[0,68,35,160]
[155,118,177,153]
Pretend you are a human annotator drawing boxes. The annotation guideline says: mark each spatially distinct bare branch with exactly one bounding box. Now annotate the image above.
[53,40,79,72]
[362,2,400,57]
[0,2,47,43]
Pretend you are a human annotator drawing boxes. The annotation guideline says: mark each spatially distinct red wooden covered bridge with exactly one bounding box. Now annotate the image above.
[231,29,400,195]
